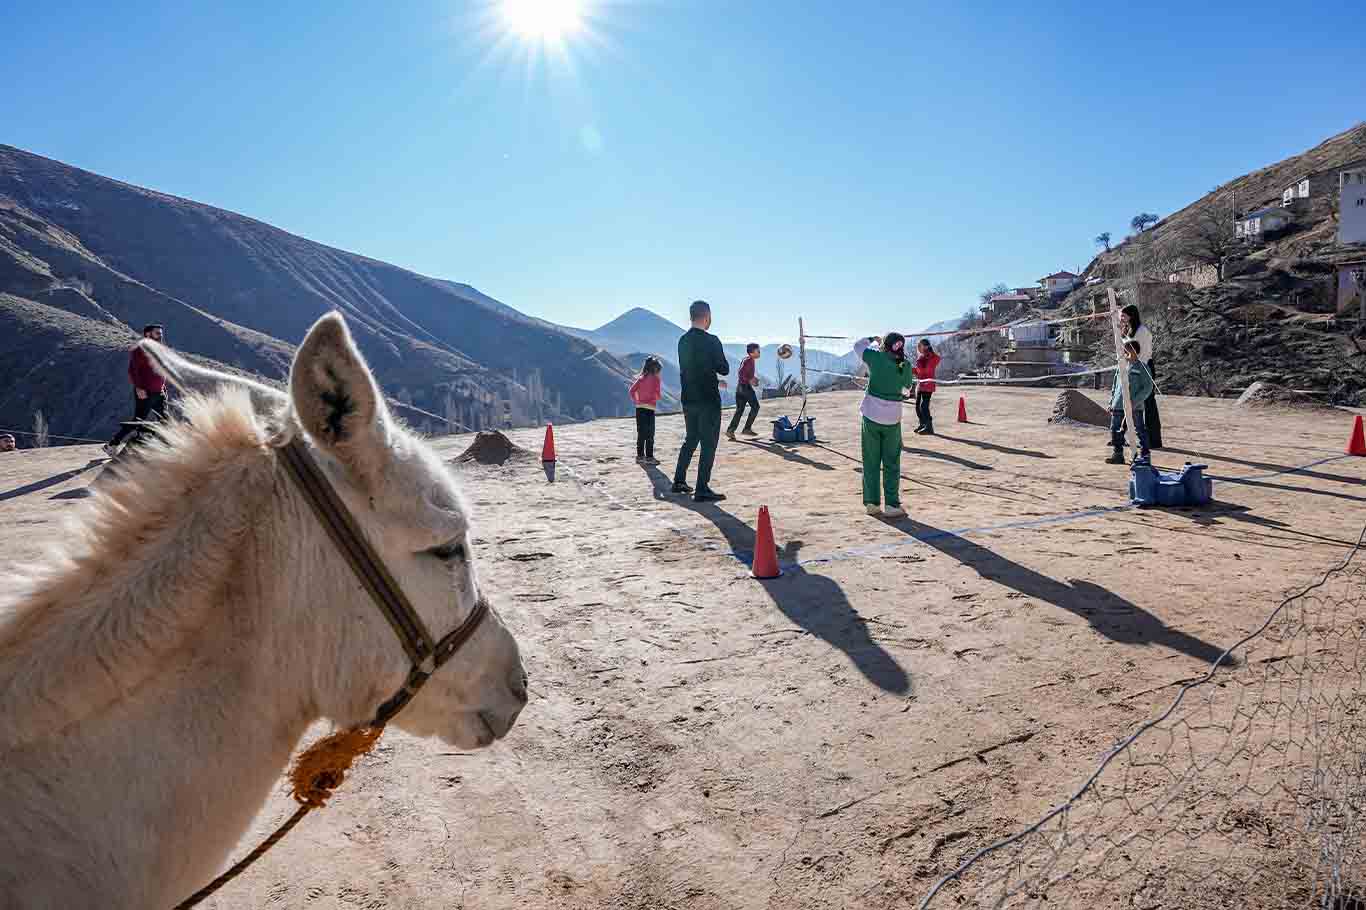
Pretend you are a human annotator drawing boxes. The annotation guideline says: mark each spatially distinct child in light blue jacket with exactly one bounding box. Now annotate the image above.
[1107,339,1155,465]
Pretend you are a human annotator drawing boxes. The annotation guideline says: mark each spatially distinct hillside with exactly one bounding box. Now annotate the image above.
[978,123,1366,404]
[0,145,640,444]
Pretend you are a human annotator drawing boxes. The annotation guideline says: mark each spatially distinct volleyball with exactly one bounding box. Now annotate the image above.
[777,343,794,360]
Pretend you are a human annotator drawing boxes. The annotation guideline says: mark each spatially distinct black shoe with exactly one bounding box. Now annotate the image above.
[1105,450,1125,465]
[912,425,927,434]
[693,489,726,503]
[922,425,935,436]
[671,482,694,495]
[1132,453,1151,466]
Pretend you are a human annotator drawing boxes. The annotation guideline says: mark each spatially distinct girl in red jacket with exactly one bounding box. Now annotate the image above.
[629,356,663,464]
[911,339,941,435]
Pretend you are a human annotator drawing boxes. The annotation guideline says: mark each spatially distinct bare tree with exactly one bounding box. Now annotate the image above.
[978,282,1011,307]
[1166,199,1237,282]
[1094,232,1111,252]
[32,411,49,448]
[1131,213,1159,233]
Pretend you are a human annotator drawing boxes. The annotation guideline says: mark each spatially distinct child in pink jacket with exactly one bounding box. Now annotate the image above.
[629,356,663,464]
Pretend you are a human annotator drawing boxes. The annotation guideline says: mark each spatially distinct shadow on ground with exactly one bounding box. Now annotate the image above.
[881,515,1233,667]
[0,460,104,503]
[932,433,1055,460]
[641,464,911,695]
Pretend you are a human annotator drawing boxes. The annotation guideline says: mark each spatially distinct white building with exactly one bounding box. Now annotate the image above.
[1038,270,1079,297]
[1283,175,1312,206]
[1341,182,1366,245]
[1235,206,1294,241]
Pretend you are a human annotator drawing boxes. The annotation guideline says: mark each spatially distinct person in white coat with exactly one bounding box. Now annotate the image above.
[1120,304,1163,449]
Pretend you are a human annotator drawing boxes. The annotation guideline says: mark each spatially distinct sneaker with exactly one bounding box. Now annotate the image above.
[635,456,646,464]
[102,443,119,458]
[741,428,759,437]
[725,431,737,441]
[1132,454,1151,466]
[693,489,726,503]
[865,504,882,515]
[922,426,935,436]
[883,506,907,519]
[1105,450,1126,465]
[912,426,926,435]
[643,457,660,465]
[671,482,694,495]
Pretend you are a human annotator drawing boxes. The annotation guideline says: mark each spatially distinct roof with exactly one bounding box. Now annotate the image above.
[989,293,1033,302]
[1240,206,1292,220]
[1039,271,1078,280]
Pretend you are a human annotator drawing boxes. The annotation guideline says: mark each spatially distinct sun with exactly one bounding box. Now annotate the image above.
[502,0,582,40]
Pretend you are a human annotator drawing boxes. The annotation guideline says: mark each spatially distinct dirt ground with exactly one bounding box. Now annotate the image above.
[3,388,1364,909]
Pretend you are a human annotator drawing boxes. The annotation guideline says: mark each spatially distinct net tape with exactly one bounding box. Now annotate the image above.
[915,523,1366,909]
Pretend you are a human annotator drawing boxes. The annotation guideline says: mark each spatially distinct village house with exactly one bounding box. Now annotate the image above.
[1038,270,1079,300]
[980,291,1032,320]
[1281,158,1366,208]
[1168,263,1220,289]
[1341,180,1366,245]
[1236,206,1294,242]
[1341,166,1366,190]
[1338,261,1366,321]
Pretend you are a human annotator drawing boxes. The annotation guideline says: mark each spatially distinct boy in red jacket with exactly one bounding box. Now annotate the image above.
[725,343,762,440]
[629,356,663,464]
[911,338,941,435]
[104,324,168,456]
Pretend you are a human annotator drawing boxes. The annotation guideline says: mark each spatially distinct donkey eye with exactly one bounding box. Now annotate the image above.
[429,542,466,562]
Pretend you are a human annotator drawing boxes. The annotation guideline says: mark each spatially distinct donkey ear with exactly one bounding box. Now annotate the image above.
[289,313,389,487]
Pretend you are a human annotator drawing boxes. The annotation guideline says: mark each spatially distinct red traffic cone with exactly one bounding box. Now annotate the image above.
[957,397,968,423]
[751,506,782,579]
[1349,415,1366,456]
[541,424,557,462]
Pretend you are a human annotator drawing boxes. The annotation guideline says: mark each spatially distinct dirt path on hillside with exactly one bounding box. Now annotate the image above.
[3,389,1364,908]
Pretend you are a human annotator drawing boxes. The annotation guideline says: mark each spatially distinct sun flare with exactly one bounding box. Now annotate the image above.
[503,0,582,40]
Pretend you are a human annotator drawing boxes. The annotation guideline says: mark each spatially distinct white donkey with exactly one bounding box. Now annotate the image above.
[0,313,527,909]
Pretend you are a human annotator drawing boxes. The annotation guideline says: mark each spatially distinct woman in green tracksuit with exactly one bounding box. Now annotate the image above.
[854,332,913,518]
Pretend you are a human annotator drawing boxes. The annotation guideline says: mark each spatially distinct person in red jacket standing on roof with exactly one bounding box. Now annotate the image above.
[911,338,941,436]
[104,323,168,456]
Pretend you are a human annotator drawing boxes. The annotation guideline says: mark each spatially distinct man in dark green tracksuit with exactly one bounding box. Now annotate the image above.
[672,299,730,502]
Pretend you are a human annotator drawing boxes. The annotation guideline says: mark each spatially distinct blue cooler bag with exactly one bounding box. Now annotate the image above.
[1129,462,1212,508]
[771,416,798,443]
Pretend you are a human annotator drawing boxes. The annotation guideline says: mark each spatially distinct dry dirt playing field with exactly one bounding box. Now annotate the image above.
[3,388,1365,909]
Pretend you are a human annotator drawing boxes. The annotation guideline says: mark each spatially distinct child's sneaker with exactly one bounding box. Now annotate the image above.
[883,506,907,519]
[864,504,882,515]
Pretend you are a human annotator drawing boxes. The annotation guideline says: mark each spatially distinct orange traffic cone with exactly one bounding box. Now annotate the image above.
[957,397,968,423]
[751,506,782,579]
[1349,415,1366,456]
[541,424,557,462]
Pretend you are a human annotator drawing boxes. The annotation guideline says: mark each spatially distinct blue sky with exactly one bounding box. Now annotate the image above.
[5,0,1362,348]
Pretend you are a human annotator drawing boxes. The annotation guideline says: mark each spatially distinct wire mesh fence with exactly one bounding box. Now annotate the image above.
[918,524,1366,910]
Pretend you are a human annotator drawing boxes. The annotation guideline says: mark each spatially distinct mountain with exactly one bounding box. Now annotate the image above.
[578,307,688,357]
[0,145,639,445]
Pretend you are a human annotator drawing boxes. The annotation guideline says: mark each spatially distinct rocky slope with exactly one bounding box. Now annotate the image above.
[975,123,1366,405]
[0,145,640,445]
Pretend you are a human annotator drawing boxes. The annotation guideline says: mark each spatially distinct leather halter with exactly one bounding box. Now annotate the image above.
[173,437,488,909]
[277,438,489,726]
